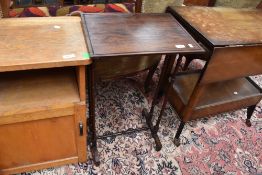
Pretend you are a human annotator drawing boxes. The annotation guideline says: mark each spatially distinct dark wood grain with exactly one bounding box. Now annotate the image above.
[82,13,204,58]
[170,6,262,46]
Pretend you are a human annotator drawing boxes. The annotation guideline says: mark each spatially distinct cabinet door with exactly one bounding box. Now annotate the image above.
[0,113,86,174]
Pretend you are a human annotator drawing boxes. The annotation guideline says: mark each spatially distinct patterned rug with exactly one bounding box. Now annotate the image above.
[21,59,262,175]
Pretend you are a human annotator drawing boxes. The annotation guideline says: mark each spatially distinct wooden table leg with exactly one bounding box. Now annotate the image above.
[87,64,100,166]
[142,54,176,151]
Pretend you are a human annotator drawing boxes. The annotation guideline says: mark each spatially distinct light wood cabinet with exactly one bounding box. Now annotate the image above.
[0,68,87,174]
[0,17,91,174]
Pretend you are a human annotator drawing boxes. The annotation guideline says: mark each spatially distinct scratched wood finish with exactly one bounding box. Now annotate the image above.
[172,6,262,46]
[82,13,204,58]
[0,17,91,72]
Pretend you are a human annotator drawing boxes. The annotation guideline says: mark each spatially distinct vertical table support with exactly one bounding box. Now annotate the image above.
[142,54,177,151]
[87,63,100,166]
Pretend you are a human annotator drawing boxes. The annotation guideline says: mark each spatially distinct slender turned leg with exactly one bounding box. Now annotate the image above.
[152,96,168,151]
[142,55,174,151]
[246,105,256,127]
[144,60,160,94]
[173,121,185,147]
[157,55,177,99]
[87,64,100,166]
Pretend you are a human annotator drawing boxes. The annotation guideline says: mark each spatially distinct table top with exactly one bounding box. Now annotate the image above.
[170,6,262,46]
[81,13,204,58]
[0,17,92,72]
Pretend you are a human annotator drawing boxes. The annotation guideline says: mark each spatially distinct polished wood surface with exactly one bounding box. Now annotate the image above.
[0,17,91,72]
[82,13,204,58]
[183,0,216,6]
[170,6,262,46]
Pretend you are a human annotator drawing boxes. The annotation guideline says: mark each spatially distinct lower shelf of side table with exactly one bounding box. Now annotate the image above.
[169,72,262,120]
[0,68,87,175]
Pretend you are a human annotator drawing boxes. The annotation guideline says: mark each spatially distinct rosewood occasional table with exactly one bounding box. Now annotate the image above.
[0,17,91,174]
[81,13,205,165]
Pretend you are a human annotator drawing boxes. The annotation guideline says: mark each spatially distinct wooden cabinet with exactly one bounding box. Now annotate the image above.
[0,68,87,174]
[0,17,91,174]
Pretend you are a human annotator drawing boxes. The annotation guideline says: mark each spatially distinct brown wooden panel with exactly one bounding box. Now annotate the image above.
[0,115,78,170]
[183,0,216,6]
[201,45,262,84]
[0,17,91,72]
[192,96,262,120]
[76,66,87,101]
[74,103,87,163]
[172,6,262,46]
[0,68,80,117]
[82,13,204,58]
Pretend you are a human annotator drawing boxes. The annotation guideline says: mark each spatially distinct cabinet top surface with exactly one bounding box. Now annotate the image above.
[171,6,262,46]
[82,13,204,58]
[0,17,92,72]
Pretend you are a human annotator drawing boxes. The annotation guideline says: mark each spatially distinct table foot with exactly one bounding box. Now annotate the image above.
[153,133,162,151]
[91,146,100,166]
[142,108,162,151]
[173,138,180,147]
[245,119,252,127]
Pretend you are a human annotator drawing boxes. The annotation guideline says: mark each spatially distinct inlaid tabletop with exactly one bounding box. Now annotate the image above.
[81,13,204,58]
[170,6,262,46]
[0,17,91,72]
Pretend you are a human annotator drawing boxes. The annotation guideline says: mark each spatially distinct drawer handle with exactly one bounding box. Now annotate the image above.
[79,122,83,136]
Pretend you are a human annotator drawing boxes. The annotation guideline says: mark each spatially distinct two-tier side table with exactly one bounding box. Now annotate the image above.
[81,13,205,165]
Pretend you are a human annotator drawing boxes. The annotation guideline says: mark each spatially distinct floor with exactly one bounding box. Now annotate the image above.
[21,59,262,175]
